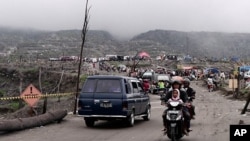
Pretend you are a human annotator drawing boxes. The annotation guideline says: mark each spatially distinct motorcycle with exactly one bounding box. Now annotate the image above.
[158,88,166,100]
[187,74,197,81]
[164,101,185,141]
[207,78,215,92]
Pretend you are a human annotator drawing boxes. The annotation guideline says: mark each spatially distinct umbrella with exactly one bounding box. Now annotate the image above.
[171,76,184,82]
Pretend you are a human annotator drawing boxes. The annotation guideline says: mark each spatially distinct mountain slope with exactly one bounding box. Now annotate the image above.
[132,30,250,58]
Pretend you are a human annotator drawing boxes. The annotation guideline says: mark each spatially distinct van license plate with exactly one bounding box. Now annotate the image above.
[100,103,112,108]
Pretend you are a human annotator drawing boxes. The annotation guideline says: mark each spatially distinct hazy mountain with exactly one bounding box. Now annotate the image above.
[0,27,119,58]
[0,27,250,59]
[132,30,250,59]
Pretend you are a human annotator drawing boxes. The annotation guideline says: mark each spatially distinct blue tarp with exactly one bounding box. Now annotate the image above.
[204,68,220,74]
[231,57,240,62]
[184,55,192,62]
[239,66,250,72]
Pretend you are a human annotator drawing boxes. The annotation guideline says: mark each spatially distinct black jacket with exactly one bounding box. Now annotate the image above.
[184,87,196,97]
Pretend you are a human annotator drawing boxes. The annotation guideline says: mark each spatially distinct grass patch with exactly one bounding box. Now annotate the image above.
[8,101,20,111]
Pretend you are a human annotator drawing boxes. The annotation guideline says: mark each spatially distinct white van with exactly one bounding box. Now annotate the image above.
[244,71,250,78]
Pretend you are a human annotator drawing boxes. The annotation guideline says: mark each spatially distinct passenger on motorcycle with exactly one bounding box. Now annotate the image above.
[183,79,196,119]
[142,79,150,92]
[161,80,191,135]
[167,89,184,103]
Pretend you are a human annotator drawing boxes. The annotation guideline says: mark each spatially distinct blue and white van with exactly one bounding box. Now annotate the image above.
[78,75,151,127]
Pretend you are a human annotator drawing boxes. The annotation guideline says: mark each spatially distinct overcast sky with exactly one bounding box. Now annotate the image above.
[1,0,250,39]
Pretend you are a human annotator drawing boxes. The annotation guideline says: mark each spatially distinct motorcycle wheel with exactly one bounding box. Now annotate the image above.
[171,127,176,141]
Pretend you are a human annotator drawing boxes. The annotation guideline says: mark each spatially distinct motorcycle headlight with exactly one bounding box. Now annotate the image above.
[167,111,182,121]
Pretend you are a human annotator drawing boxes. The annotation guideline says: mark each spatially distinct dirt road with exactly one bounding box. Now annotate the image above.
[1,80,250,141]
[185,81,250,141]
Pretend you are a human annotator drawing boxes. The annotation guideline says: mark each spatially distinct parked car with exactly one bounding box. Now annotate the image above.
[78,75,151,127]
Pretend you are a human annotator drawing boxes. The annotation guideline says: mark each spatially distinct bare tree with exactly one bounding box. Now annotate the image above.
[73,0,90,114]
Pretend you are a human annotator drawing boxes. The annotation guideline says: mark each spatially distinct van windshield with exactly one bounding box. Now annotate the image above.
[96,79,122,93]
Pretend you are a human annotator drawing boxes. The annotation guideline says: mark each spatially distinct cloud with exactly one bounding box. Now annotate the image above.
[1,0,250,39]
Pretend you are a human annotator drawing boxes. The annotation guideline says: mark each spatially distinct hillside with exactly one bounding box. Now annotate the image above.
[1,27,250,60]
[132,30,250,59]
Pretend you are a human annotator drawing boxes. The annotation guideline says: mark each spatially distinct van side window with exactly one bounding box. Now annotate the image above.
[124,79,132,94]
[82,79,96,92]
[132,82,139,93]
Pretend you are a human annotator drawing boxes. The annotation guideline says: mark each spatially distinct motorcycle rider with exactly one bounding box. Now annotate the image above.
[142,79,150,92]
[207,71,220,90]
[183,79,196,119]
[161,80,191,135]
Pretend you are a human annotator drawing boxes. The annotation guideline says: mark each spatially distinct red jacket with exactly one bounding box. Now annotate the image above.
[143,81,150,91]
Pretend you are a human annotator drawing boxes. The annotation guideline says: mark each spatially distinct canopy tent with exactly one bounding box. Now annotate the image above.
[182,66,193,70]
[138,51,150,58]
[177,64,194,70]
[231,57,240,62]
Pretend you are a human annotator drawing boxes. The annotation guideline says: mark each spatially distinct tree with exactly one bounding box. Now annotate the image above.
[73,0,91,114]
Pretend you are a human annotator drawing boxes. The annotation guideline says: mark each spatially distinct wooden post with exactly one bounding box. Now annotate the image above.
[241,93,250,114]
[236,66,240,98]
[43,93,47,114]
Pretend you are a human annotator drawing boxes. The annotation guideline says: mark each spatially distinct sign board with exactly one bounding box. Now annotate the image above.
[229,79,238,89]
[20,84,42,107]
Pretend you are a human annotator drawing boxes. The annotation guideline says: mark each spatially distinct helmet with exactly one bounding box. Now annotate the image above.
[171,80,182,85]
[183,78,190,85]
